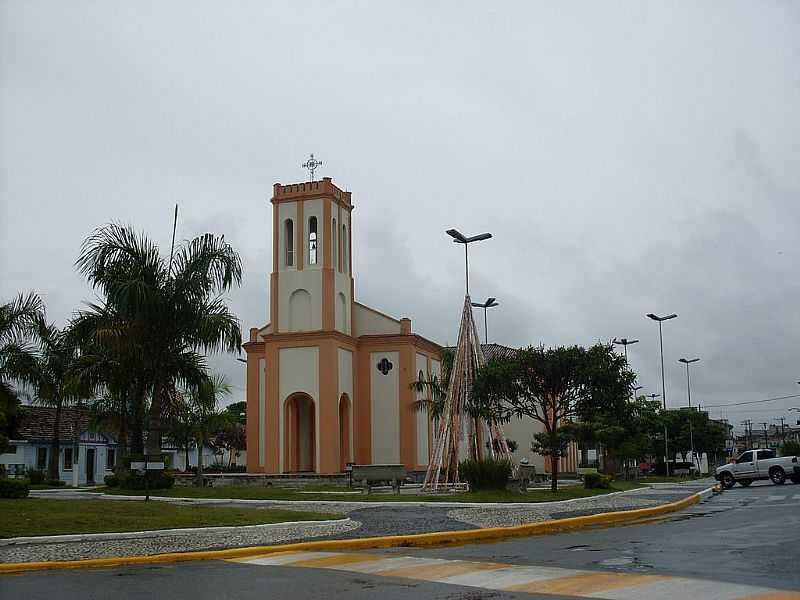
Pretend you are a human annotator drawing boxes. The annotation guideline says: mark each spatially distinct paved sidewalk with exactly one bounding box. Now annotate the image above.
[1,480,715,564]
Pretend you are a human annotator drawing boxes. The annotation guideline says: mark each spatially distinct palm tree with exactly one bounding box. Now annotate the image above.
[76,223,242,457]
[0,293,44,452]
[32,321,81,481]
[185,374,231,479]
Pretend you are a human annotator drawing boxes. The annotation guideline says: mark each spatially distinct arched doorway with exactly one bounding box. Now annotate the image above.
[284,393,315,472]
[339,394,351,472]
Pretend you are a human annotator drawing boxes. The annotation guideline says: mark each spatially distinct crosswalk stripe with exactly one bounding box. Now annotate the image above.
[230,551,796,599]
[505,572,666,596]
[768,495,786,501]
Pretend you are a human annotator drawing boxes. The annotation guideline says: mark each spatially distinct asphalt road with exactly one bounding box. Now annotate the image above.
[2,480,798,599]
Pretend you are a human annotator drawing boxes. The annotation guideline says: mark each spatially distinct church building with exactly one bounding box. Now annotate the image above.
[244,177,442,474]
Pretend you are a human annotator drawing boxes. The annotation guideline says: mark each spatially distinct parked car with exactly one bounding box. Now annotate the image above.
[715,448,800,489]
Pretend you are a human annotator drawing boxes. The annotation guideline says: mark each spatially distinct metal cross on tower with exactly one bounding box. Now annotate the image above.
[302,154,323,181]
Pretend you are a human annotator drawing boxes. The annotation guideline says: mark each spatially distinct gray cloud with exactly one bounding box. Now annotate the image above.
[2,2,799,430]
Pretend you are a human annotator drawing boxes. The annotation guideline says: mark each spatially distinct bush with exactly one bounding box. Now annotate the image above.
[779,441,800,457]
[104,474,119,487]
[45,479,66,487]
[0,478,30,498]
[118,470,175,490]
[459,457,512,490]
[26,469,45,484]
[583,472,612,489]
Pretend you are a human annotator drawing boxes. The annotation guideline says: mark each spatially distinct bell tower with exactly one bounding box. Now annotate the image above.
[270,177,354,335]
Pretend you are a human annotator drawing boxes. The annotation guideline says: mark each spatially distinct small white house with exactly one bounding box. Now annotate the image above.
[0,406,117,485]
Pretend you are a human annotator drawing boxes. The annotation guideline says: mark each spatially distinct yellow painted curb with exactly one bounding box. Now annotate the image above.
[0,490,704,575]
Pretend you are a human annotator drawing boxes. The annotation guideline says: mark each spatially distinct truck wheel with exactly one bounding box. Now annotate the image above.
[720,472,735,489]
[769,467,786,485]
[739,479,753,487]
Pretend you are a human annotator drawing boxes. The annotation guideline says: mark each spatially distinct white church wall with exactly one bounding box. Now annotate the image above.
[415,352,429,466]
[278,346,320,472]
[353,303,402,336]
[370,351,400,464]
[503,415,546,472]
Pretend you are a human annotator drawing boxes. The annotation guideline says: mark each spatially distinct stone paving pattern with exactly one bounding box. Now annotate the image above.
[0,480,713,564]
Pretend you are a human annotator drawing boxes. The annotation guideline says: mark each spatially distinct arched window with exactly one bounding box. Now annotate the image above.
[342,224,347,273]
[308,216,318,265]
[332,218,337,269]
[284,219,294,267]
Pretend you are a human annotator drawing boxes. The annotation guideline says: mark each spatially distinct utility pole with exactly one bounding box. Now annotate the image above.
[741,420,753,450]
[759,422,769,449]
[775,417,787,446]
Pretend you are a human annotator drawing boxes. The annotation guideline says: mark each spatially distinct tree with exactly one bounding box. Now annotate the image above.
[223,401,247,425]
[31,321,81,481]
[472,343,634,491]
[0,293,43,452]
[76,223,242,457]
[185,374,231,479]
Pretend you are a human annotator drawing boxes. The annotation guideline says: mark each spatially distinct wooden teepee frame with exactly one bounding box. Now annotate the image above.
[423,296,514,491]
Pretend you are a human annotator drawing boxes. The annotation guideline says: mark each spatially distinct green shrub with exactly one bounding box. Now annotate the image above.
[45,479,66,487]
[26,469,45,484]
[583,472,612,489]
[779,440,800,457]
[104,474,119,487]
[459,457,512,490]
[0,478,30,498]
[118,470,175,490]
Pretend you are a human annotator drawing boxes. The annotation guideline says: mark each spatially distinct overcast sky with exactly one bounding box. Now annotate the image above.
[2,2,799,432]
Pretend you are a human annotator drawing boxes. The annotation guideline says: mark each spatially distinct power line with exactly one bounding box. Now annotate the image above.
[702,393,800,409]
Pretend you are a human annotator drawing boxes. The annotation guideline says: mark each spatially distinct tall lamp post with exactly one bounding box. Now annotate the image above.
[679,357,700,473]
[471,297,499,343]
[647,313,677,475]
[446,229,492,296]
[613,338,639,362]
[632,385,643,401]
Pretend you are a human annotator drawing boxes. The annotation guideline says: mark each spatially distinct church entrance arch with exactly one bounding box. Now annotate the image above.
[339,394,351,472]
[284,393,316,472]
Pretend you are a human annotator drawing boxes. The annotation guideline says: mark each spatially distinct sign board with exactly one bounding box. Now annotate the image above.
[130,461,146,473]
[146,462,165,470]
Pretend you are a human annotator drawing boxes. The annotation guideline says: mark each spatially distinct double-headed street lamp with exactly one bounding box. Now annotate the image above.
[632,385,643,401]
[647,313,677,476]
[446,229,492,296]
[679,357,700,473]
[471,297,499,343]
[613,338,639,361]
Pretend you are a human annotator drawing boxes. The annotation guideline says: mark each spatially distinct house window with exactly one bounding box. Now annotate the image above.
[36,447,47,470]
[107,449,116,470]
[285,219,294,267]
[63,447,73,471]
[308,216,318,265]
[332,218,337,269]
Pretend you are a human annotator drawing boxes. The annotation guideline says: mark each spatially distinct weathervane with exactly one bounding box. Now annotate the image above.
[302,153,323,181]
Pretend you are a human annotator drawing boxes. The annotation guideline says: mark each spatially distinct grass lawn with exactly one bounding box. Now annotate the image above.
[0,498,339,538]
[101,480,643,503]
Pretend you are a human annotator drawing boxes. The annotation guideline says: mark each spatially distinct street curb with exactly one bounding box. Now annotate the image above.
[0,518,354,547]
[0,487,715,575]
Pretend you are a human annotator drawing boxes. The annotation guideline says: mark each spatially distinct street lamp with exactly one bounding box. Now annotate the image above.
[471,297,499,343]
[647,313,677,476]
[446,229,492,296]
[679,357,700,473]
[613,338,639,361]
[632,385,643,400]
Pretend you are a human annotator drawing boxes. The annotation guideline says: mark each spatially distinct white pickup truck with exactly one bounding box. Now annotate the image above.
[715,448,800,489]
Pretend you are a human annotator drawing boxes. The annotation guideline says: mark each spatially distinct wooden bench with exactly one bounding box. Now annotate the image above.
[351,464,406,494]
